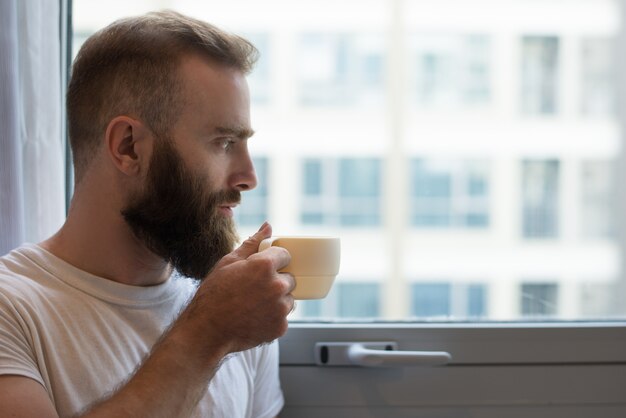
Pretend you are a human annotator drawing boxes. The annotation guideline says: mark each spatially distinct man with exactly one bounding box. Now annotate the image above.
[0,10,294,418]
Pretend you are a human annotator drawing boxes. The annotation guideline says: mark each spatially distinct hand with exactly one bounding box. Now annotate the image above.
[60,223,294,418]
[180,222,295,356]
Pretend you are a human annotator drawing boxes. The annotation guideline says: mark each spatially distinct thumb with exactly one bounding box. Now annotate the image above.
[231,222,272,260]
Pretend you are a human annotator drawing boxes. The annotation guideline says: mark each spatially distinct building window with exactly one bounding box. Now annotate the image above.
[410,159,490,228]
[301,158,382,227]
[412,283,451,317]
[467,284,487,317]
[236,157,269,226]
[581,160,615,239]
[521,36,559,115]
[522,160,560,238]
[411,283,487,318]
[410,34,491,109]
[521,283,559,317]
[580,38,616,117]
[579,282,619,317]
[297,33,385,107]
[297,282,380,319]
[243,33,272,105]
[300,299,323,318]
[337,283,380,318]
[72,1,624,323]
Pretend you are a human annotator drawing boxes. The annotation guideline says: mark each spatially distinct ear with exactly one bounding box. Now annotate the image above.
[104,116,153,177]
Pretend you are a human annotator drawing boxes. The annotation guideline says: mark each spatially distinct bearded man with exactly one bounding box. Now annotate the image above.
[0,10,294,418]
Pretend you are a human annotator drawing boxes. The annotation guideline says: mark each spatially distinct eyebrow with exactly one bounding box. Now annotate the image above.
[214,126,255,141]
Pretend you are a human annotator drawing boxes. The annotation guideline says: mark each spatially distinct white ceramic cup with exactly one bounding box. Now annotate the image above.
[258,236,341,300]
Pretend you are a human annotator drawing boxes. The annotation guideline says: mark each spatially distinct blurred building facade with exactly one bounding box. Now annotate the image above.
[74,0,624,320]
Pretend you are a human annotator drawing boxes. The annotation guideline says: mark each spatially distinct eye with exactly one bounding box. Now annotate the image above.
[216,137,236,151]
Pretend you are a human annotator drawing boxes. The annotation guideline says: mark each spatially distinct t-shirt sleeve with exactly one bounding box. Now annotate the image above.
[0,290,44,385]
[251,340,285,418]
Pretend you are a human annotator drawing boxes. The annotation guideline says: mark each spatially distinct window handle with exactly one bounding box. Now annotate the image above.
[315,342,452,367]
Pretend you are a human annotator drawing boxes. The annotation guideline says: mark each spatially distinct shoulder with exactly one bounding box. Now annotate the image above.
[0,246,47,298]
[0,245,66,315]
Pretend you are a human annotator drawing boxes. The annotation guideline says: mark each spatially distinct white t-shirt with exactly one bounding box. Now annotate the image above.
[0,244,284,418]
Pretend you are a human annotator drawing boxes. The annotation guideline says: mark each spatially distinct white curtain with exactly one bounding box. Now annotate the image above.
[0,0,65,256]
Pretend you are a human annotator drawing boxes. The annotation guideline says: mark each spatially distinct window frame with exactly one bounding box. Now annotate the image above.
[279,321,626,415]
[65,1,626,415]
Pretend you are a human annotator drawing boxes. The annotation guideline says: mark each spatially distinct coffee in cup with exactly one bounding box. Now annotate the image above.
[258,236,340,299]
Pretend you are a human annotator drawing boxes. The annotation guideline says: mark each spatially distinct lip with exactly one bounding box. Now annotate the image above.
[218,203,238,217]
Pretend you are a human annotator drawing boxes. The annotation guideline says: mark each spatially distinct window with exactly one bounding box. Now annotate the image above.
[522,160,560,238]
[337,282,380,318]
[301,158,382,227]
[410,34,491,109]
[235,157,269,226]
[411,282,487,318]
[72,0,625,324]
[297,33,385,107]
[412,283,451,317]
[298,282,381,319]
[579,282,619,317]
[409,159,490,228]
[580,160,616,239]
[521,36,559,115]
[242,33,272,105]
[70,1,626,415]
[580,37,616,117]
[521,282,559,317]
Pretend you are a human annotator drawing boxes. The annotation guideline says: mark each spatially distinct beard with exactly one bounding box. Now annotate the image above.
[121,137,240,281]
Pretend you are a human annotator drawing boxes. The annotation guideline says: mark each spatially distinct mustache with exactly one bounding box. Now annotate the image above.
[215,189,241,206]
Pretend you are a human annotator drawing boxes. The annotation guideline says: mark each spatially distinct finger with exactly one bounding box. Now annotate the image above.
[230,221,272,260]
[248,246,292,271]
[280,272,297,294]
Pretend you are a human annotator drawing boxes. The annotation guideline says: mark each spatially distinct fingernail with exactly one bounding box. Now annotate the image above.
[258,221,269,232]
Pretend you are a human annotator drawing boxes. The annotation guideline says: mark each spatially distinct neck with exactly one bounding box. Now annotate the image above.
[41,187,172,287]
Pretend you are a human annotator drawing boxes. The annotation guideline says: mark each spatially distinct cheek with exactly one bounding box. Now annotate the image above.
[193,157,228,191]
[180,143,232,191]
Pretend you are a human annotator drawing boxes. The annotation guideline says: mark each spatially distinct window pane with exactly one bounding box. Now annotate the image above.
[581,160,616,239]
[521,36,559,115]
[243,33,272,105]
[412,283,451,317]
[411,283,487,318]
[74,0,625,322]
[297,33,385,107]
[467,284,487,317]
[410,159,490,228]
[339,159,380,197]
[301,158,381,227]
[303,160,323,196]
[300,299,323,318]
[522,160,559,238]
[337,283,380,318]
[410,34,491,109]
[235,157,269,226]
[521,283,559,317]
[296,282,380,319]
[580,38,616,117]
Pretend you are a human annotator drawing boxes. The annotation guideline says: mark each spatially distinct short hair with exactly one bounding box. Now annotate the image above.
[67,10,258,182]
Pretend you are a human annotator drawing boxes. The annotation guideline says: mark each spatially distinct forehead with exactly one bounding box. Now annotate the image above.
[175,54,251,129]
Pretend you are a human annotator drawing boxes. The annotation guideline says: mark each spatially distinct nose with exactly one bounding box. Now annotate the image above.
[229,146,258,192]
